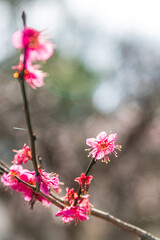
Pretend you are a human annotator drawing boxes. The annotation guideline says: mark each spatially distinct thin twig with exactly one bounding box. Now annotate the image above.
[74,158,96,205]
[85,157,96,176]
[15,175,35,190]
[0,166,8,174]
[0,160,9,171]
[18,11,40,191]
[19,77,40,191]
[49,191,65,204]
[22,11,26,26]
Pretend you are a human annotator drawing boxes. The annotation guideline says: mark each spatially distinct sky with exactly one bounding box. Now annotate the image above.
[24,0,160,43]
[1,0,160,61]
[66,0,160,41]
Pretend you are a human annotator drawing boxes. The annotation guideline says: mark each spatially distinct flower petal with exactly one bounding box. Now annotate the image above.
[86,138,97,147]
[108,133,117,143]
[36,42,54,61]
[95,151,105,160]
[96,131,107,141]
[12,31,23,48]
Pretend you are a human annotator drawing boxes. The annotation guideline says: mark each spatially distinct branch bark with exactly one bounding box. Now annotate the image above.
[91,208,160,240]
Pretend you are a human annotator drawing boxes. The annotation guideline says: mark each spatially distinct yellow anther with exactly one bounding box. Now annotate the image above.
[13,72,19,79]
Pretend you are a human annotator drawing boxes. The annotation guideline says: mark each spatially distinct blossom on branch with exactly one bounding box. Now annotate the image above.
[74,173,93,194]
[63,188,78,205]
[12,144,32,165]
[56,187,91,224]
[1,165,61,207]
[56,206,89,224]
[12,26,54,88]
[86,131,121,163]
[12,60,47,88]
[18,168,50,207]
[1,165,23,191]
[39,169,61,194]
[79,194,91,213]
[12,27,54,61]
[1,165,49,206]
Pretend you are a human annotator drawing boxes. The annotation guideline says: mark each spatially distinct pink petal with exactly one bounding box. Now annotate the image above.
[96,131,107,141]
[42,199,51,207]
[104,148,114,155]
[10,164,23,171]
[1,173,10,186]
[23,189,32,202]
[86,138,97,147]
[77,211,89,221]
[32,71,46,88]
[108,133,117,143]
[90,148,98,158]
[62,216,74,223]
[12,31,23,48]
[56,209,64,217]
[95,151,105,160]
[74,177,80,182]
[36,41,54,61]
[40,182,49,196]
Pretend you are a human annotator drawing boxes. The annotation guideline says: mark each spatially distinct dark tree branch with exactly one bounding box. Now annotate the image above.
[85,157,96,176]
[91,208,160,240]
[18,11,40,191]
[19,77,40,191]
[22,11,26,27]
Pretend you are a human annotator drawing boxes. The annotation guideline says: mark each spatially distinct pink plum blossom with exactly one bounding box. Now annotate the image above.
[12,27,54,61]
[39,169,61,194]
[56,206,89,224]
[12,60,47,89]
[63,188,78,205]
[74,173,93,194]
[12,144,32,165]
[56,188,91,224]
[86,131,121,163]
[1,165,23,191]
[12,27,53,88]
[1,165,50,207]
[20,169,50,206]
[78,195,91,213]
[62,188,91,210]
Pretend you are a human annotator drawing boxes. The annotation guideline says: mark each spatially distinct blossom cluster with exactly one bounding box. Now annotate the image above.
[2,165,50,206]
[56,173,93,224]
[1,144,61,208]
[56,129,122,225]
[12,26,54,88]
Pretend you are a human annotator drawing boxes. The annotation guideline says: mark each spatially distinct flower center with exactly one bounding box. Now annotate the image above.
[10,170,19,180]
[29,34,39,48]
[99,142,108,150]
[28,179,35,186]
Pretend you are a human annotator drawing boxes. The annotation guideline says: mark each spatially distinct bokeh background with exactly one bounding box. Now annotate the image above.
[0,0,160,239]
